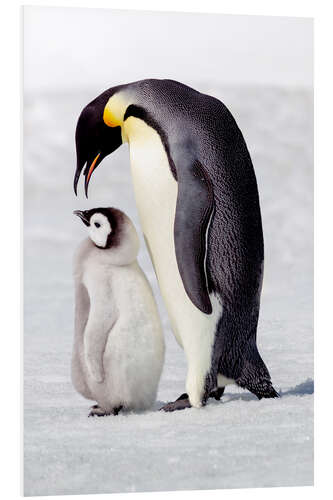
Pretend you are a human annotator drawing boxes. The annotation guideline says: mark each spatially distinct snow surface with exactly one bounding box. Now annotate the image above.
[24,85,313,496]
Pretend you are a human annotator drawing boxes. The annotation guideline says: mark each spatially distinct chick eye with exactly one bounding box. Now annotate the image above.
[94,222,101,228]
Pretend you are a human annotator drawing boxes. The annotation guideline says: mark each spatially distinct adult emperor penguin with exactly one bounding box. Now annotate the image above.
[73,79,279,411]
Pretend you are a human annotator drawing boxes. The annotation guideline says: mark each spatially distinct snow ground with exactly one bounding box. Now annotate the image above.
[24,85,313,496]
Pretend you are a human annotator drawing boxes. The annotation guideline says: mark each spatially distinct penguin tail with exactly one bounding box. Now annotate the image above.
[235,341,280,400]
[236,377,280,400]
[236,372,280,400]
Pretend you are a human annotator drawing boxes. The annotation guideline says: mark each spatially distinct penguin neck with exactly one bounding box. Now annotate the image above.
[87,222,139,267]
[103,91,132,143]
[122,116,154,144]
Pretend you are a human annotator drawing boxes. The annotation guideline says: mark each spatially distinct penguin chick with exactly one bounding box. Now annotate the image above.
[72,207,165,416]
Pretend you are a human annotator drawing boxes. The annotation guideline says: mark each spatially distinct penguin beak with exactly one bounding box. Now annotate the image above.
[73,210,90,226]
[84,152,104,198]
[73,152,104,198]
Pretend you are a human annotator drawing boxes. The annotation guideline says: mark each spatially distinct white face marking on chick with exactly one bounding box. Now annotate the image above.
[88,213,112,248]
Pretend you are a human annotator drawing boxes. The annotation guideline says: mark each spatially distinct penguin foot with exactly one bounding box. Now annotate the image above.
[160,387,226,412]
[210,387,225,401]
[160,393,192,412]
[88,404,123,417]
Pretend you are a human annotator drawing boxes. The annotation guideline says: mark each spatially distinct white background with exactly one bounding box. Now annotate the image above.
[23,7,312,92]
[0,1,331,500]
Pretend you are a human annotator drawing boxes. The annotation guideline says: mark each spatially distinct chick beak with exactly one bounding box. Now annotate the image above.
[73,210,90,226]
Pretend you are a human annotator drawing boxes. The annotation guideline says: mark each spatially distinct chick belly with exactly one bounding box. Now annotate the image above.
[92,320,160,411]
[83,268,163,411]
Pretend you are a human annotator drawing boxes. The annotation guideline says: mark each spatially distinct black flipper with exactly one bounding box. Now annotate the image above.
[174,160,214,314]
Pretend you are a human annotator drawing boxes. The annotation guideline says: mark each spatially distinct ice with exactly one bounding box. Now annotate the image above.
[24,85,313,496]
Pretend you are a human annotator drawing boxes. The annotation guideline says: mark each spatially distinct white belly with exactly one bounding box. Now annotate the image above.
[124,117,184,344]
[123,118,227,405]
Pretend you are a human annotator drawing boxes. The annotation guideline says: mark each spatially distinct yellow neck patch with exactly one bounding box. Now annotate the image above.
[103,105,121,128]
[103,94,129,128]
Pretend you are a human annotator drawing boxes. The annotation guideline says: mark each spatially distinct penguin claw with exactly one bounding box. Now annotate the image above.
[160,387,226,412]
[210,387,225,401]
[88,405,122,417]
[88,406,111,417]
[160,398,192,412]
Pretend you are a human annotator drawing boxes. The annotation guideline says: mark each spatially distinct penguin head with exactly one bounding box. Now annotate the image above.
[74,207,140,262]
[74,91,122,197]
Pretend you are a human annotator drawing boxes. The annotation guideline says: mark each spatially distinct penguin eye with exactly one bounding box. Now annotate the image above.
[94,222,101,228]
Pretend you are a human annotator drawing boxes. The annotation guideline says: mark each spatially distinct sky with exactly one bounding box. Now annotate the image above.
[23,7,313,93]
